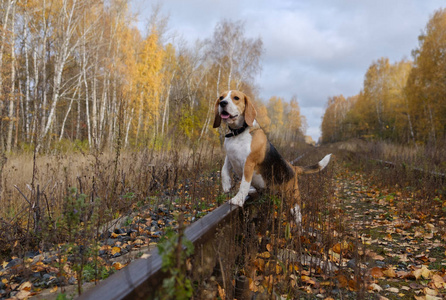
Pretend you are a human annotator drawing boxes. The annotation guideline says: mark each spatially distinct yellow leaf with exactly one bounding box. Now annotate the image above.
[254,258,265,272]
[112,262,123,270]
[421,266,432,279]
[383,267,396,278]
[275,263,282,275]
[133,239,144,245]
[258,251,270,259]
[266,243,272,252]
[50,286,58,293]
[100,245,111,251]
[249,277,260,293]
[217,284,225,299]
[111,232,119,238]
[111,247,121,255]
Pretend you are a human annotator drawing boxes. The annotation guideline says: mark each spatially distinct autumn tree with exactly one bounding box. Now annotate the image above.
[405,8,446,144]
[207,19,263,91]
[0,1,265,152]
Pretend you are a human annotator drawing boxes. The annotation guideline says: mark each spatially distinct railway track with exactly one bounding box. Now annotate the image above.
[78,199,256,300]
[78,153,317,300]
[77,150,445,300]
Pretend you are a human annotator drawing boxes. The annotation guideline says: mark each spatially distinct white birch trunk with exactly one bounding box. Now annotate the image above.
[161,70,175,135]
[0,0,14,110]
[59,84,80,141]
[40,0,79,144]
[6,4,16,152]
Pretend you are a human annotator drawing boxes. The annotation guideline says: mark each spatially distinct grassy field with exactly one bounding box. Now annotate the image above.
[0,139,445,299]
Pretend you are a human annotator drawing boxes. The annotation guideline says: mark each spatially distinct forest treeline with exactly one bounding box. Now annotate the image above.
[0,0,307,153]
[321,8,446,145]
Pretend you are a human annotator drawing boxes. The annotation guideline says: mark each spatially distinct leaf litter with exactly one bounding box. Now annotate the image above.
[1,160,445,299]
[234,162,445,299]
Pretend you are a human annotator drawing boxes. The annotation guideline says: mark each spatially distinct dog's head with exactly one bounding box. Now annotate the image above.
[213,90,257,128]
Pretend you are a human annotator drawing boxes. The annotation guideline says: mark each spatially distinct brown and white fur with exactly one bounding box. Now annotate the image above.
[213,90,331,224]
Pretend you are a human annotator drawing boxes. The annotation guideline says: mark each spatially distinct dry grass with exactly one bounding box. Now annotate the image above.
[0,143,223,259]
[328,138,446,173]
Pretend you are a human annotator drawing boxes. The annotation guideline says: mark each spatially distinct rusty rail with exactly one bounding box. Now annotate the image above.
[78,201,244,300]
[372,158,445,183]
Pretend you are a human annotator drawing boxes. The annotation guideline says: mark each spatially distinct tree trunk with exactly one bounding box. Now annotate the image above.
[6,4,16,152]
[161,70,175,135]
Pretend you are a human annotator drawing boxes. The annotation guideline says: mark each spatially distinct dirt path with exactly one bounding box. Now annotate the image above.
[333,164,446,299]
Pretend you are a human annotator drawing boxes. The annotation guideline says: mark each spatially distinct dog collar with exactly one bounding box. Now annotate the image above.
[225,122,248,138]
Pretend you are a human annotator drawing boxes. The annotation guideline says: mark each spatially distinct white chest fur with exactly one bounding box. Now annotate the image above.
[224,130,252,177]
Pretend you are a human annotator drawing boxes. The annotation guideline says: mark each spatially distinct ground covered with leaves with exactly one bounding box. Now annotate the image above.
[237,161,446,299]
[1,157,445,299]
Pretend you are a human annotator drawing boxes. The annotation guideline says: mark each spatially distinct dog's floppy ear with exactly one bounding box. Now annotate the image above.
[213,98,221,128]
[244,95,257,126]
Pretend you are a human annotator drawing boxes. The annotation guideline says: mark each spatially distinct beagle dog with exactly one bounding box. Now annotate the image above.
[213,90,331,224]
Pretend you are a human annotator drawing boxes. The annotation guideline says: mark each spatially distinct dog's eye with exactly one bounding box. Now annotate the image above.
[219,96,224,100]
[234,96,240,100]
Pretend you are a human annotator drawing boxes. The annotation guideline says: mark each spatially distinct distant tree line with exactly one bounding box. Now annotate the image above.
[0,0,308,153]
[321,8,446,145]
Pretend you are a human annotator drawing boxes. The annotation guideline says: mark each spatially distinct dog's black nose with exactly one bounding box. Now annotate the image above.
[219,100,228,108]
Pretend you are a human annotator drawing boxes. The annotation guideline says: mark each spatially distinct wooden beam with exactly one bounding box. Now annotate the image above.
[78,202,241,300]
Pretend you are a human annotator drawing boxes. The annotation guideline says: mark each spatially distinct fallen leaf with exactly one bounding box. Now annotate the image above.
[111,247,121,255]
[348,279,358,291]
[370,267,384,279]
[336,274,348,288]
[112,262,124,270]
[217,284,225,299]
[258,251,271,259]
[421,266,432,279]
[431,274,445,289]
[383,267,396,278]
[368,283,383,292]
[19,281,32,291]
[386,287,399,293]
[413,266,432,280]
[266,243,272,252]
[15,290,31,300]
[254,258,265,272]
[424,287,438,296]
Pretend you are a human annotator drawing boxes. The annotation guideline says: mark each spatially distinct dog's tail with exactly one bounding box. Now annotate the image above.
[294,154,332,175]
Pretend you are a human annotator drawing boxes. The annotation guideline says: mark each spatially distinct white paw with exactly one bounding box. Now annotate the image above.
[248,186,257,194]
[229,193,246,207]
[291,205,302,225]
[222,183,231,193]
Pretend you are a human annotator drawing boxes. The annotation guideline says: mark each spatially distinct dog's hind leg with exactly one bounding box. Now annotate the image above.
[290,204,302,225]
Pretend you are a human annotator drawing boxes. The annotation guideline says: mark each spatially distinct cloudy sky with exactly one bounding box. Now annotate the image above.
[134,0,444,141]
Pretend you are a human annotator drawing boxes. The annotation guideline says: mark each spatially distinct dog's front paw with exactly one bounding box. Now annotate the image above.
[222,183,232,194]
[229,193,246,207]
